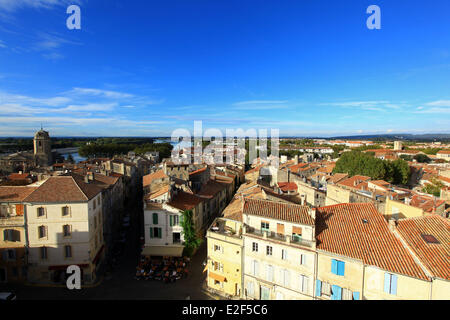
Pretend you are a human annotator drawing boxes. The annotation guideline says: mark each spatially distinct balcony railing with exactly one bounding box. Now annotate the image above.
[245,226,314,248]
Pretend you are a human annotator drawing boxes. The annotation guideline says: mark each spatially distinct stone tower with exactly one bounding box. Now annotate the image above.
[33,128,52,167]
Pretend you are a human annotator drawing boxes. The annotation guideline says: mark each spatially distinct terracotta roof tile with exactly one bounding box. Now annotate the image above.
[0,186,38,202]
[143,170,168,187]
[243,198,314,225]
[316,203,429,280]
[396,215,450,280]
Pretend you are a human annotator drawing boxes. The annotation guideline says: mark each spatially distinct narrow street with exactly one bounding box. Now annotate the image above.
[1,194,213,300]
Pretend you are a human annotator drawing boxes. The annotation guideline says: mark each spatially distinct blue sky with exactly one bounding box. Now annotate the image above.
[0,0,449,137]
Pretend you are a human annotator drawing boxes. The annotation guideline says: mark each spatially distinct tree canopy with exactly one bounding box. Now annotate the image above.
[333,151,410,185]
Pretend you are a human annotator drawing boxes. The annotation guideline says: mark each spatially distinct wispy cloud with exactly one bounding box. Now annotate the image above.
[0,0,80,12]
[69,87,134,99]
[414,100,450,114]
[0,40,6,48]
[232,100,291,110]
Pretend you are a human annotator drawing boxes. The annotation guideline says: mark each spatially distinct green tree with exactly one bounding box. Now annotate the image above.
[413,154,431,163]
[422,178,444,197]
[180,210,202,257]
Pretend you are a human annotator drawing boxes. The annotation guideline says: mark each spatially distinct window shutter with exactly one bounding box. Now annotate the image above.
[3,229,7,241]
[384,273,391,293]
[331,285,342,300]
[2,250,7,261]
[331,259,338,274]
[315,280,322,297]
[391,275,398,295]
[153,213,158,225]
[15,204,24,216]
[352,291,360,300]
[169,215,173,227]
[150,227,154,238]
[158,228,162,239]
[338,261,345,276]
[14,230,20,242]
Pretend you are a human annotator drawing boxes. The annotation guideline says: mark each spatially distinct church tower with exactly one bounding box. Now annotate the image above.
[33,127,52,167]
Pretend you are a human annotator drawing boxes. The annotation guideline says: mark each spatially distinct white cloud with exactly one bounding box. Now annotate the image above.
[70,87,134,99]
[0,0,80,12]
[425,100,450,107]
[0,92,71,106]
[0,40,6,48]
[233,100,289,106]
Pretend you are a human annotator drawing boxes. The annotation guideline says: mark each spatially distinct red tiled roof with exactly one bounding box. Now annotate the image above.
[315,203,429,280]
[396,215,450,280]
[436,150,450,155]
[24,176,102,202]
[277,182,298,192]
[8,173,31,180]
[337,175,371,189]
[189,167,207,176]
[243,198,314,226]
[145,185,170,200]
[197,180,228,198]
[410,194,445,213]
[143,170,168,187]
[0,186,38,202]
[167,191,205,211]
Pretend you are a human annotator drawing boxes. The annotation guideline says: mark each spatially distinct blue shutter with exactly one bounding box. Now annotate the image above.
[331,259,338,275]
[384,273,391,293]
[338,261,345,276]
[331,285,342,300]
[352,291,360,300]
[391,275,398,295]
[315,280,322,297]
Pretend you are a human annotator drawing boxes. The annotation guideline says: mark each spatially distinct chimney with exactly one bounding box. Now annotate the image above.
[309,207,316,219]
[84,175,89,184]
[388,218,397,232]
[88,172,95,181]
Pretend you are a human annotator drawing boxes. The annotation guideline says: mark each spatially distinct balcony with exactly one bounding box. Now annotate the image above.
[207,219,243,244]
[244,226,315,249]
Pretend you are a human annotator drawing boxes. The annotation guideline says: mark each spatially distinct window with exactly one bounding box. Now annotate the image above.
[63,225,71,237]
[266,246,272,256]
[37,207,45,217]
[152,213,158,225]
[261,221,269,232]
[7,249,16,260]
[300,275,309,293]
[252,242,258,252]
[384,273,398,295]
[214,244,223,252]
[300,254,307,266]
[38,226,47,239]
[150,227,162,239]
[281,269,290,287]
[94,216,97,229]
[40,247,47,259]
[64,245,72,258]
[292,226,302,242]
[3,229,20,242]
[331,259,345,276]
[247,281,254,297]
[93,201,96,210]
[266,265,274,282]
[281,249,288,260]
[252,260,259,276]
[62,206,70,216]
[170,215,179,226]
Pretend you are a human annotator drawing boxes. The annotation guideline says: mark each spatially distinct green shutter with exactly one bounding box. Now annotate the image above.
[153,213,158,225]
[150,227,154,238]
[158,228,162,238]
[170,215,173,226]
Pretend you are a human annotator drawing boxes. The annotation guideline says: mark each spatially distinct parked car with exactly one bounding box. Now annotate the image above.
[0,292,16,300]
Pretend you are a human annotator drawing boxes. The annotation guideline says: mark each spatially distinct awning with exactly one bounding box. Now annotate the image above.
[141,246,184,257]
[209,272,226,282]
